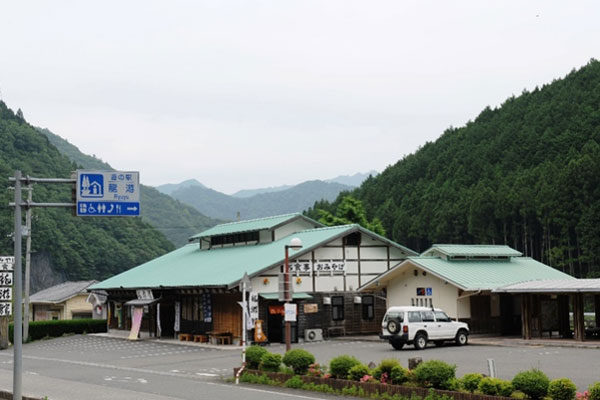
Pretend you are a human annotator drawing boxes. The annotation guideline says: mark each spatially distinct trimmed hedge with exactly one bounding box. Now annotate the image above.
[330,355,361,379]
[10,319,107,342]
[548,378,576,400]
[282,349,316,375]
[512,369,549,400]
[246,345,268,369]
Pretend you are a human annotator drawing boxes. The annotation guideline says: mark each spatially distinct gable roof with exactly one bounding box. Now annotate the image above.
[91,224,417,291]
[359,256,573,292]
[424,244,522,258]
[189,213,323,241]
[494,279,600,293]
[30,280,98,304]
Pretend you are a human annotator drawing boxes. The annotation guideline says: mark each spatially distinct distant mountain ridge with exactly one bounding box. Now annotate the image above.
[38,128,220,247]
[156,179,206,196]
[168,179,353,221]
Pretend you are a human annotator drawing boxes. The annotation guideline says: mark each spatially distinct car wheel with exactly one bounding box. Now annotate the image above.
[387,320,400,334]
[434,340,445,347]
[391,339,404,351]
[455,330,468,346]
[413,332,427,350]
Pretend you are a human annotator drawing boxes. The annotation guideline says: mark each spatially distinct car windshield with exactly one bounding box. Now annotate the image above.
[384,312,404,323]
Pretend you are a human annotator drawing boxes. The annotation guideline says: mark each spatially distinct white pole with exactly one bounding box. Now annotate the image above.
[236,281,247,385]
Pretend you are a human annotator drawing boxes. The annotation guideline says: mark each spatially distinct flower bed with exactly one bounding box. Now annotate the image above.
[235,368,510,400]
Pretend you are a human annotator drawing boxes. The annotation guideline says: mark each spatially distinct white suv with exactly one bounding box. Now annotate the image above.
[380,306,469,350]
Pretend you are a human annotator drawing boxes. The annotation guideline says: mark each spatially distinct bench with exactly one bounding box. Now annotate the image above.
[213,335,231,345]
[193,334,208,343]
[179,333,193,341]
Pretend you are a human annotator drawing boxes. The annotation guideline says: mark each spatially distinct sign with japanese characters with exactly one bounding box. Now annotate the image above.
[76,171,140,216]
[0,303,11,317]
[289,260,346,274]
[0,288,12,301]
[249,292,259,320]
[0,257,14,271]
[0,272,12,286]
[284,303,297,322]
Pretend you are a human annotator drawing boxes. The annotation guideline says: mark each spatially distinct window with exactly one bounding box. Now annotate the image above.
[434,311,451,322]
[408,311,422,322]
[332,296,344,321]
[383,312,404,323]
[210,231,259,246]
[343,232,361,246]
[362,296,374,320]
[421,311,435,322]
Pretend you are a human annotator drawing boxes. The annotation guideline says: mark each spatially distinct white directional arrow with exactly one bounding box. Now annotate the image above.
[127,206,138,211]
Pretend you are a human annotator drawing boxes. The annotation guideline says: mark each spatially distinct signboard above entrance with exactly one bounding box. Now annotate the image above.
[76,171,140,216]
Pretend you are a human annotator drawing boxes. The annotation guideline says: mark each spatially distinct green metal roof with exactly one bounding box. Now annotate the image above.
[92,225,354,290]
[189,213,322,241]
[91,223,416,291]
[424,244,522,258]
[259,292,313,300]
[360,256,573,292]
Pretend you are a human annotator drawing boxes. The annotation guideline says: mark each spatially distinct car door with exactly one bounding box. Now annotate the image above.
[433,310,454,339]
[420,310,438,339]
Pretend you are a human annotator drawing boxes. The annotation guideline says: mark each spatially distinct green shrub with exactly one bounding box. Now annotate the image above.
[460,373,484,393]
[282,349,316,375]
[413,360,457,389]
[588,382,600,400]
[373,359,402,381]
[246,346,268,369]
[548,378,576,400]
[329,355,361,379]
[390,365,410,385]
[260,353,282,372]
[348,364,371,381]
[9,319,107,343]
[478,377,514,397]
[512,369,550,400]
[284,375,304,389]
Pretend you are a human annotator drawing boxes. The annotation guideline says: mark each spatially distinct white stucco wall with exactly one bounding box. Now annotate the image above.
[251,231,412,295]
[274,219,320,241]
[385,262,471,319]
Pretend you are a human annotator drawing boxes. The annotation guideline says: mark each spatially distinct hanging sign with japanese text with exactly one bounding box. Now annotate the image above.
[0,256,12,317]
[289,260,346,274]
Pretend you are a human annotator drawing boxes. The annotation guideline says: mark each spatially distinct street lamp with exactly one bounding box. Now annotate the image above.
[284,237,303,351]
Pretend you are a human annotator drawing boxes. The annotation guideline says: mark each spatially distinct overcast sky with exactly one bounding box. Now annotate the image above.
[1,1,598,193]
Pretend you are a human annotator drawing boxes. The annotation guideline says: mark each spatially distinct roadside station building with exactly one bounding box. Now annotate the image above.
[359,245,574,335]
[90,213,416,343]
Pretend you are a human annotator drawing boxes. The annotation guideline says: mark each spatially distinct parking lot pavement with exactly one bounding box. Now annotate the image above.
[0,335,599,399]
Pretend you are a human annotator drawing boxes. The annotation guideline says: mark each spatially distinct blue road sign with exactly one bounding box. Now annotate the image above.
[76,171,140,217]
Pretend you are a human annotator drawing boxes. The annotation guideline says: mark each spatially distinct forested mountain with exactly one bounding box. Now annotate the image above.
[307,59,600,278]
[38,128,220,247]
[0,101,174,290]
[229,171,376,198]
[171,180,352,221]
[155,179,206,196]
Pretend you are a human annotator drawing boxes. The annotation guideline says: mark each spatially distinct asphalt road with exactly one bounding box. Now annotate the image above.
[0,335,598,399]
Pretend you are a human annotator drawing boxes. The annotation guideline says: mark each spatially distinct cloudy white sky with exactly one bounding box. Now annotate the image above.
[1,1,598,193]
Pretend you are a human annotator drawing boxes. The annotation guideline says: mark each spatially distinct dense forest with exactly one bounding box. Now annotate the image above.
[307,59,600,278]
[38,127,220,247]
[0,102,174,288]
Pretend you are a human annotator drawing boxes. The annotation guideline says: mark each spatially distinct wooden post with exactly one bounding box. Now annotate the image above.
[595,295,600,329]
[573,293,585,342]
[558,295,570,338]
[521,294,531,340]
[0,317,8,349]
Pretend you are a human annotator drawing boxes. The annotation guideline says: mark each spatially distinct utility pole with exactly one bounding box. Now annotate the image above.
[13,170,23,400]
[23,185,32,342]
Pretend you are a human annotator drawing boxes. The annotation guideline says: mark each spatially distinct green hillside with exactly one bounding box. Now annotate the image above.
[308,59,600,278]
[38,128,220,247]
[0,101,175,282]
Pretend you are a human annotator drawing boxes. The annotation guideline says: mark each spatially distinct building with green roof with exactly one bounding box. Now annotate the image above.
[359,244,574,335]
[91,214,417,342]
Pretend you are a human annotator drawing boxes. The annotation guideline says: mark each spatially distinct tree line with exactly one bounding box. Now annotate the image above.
[307,59,600,278]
